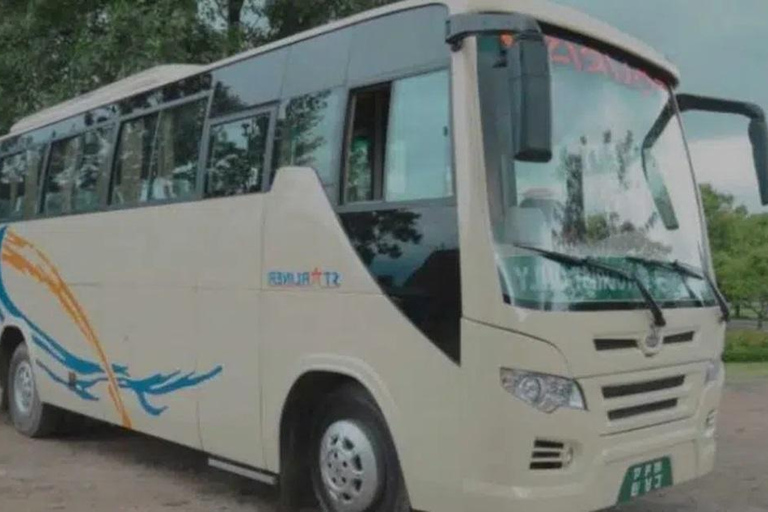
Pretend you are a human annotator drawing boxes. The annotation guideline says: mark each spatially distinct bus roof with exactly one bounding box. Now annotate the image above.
[6,0,678,137]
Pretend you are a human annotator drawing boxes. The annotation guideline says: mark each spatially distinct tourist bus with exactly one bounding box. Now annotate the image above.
[0,1,766,511]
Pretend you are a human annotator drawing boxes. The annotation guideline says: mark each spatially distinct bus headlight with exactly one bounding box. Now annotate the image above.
[500,368,586,413]
[705,360,722,384]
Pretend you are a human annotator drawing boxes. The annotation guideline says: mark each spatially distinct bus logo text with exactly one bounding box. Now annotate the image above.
[268,268,341,289]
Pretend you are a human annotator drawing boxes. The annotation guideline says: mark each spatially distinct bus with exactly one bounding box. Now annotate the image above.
[0,1,766,511]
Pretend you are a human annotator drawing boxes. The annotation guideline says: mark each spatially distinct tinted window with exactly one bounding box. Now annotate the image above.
[274,89,342,184]
[22,147,45,218]
[344,88,390,203]
[348,6,449,84]
[211,50,288,118]
[73,127,114,212]
[282,30,351,98]
[206,112,271,197]
[152,99,207,201]
[112,98,207,206]
[112,114,159,205]
[44,136,82,215]
[384,71,451,201]
[0,152,28,220]
[343,70,451,204]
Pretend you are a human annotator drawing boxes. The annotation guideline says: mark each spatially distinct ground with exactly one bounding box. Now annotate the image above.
[1,365,767,512]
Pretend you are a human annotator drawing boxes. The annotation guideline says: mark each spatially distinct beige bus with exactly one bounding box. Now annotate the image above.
[0,1,766,511]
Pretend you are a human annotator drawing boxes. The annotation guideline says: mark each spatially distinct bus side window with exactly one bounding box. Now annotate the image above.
[384,71,452,202]
[151,99,207,202]
[74,126,114,213]
[112,98,206,206]
[44,127,114,216]
[44,136,83,216]
[205,112,271,197]
[343,70,452,204]
[272,89,343,185]
[0,152,27,220]
[112,114,159,206]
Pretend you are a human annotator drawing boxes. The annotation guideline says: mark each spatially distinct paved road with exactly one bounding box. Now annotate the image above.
[1,377,767,512]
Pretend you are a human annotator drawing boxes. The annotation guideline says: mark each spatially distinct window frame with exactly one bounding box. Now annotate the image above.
[33,118,117,219]
[0,150,30,221]
[107,91,213,210]
[267,87,347,194]
[200,103,279,199]
[337,65,456,214]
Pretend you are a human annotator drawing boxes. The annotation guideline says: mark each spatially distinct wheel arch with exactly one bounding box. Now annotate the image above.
[274,360,405,510]
[0,324,27,411]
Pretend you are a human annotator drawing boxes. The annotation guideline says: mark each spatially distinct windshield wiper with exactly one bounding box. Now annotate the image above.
[626,256,731,322]
[515,244,666,327]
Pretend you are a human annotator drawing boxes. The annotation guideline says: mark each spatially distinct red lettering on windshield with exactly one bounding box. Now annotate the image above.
[545,35,666,94]
[547,37,572,66]
[566,42,583,71]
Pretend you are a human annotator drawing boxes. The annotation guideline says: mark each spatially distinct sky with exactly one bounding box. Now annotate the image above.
[552,0,768,212]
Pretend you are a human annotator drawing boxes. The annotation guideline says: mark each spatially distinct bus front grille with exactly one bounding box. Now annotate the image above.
[581,363,705,435]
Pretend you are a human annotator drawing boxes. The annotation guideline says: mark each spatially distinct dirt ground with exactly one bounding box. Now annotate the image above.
[1,368,767,512]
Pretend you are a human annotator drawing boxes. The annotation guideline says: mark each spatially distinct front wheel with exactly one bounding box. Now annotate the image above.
[311,385,410,512]
[8,344,61,437]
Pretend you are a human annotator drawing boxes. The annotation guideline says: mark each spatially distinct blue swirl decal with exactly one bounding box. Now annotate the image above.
[0,227,222,418]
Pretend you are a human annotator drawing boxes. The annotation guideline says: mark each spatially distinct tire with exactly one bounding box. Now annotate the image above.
[7,344,61,437]
[310,384,410,512]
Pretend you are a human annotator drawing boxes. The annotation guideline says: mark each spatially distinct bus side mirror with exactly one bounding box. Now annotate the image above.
[509,33,553,163]
[748,116,768,205]
[676,94,768,206]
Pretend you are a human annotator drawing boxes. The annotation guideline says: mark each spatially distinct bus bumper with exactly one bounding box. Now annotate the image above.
[446,321,724,512]
[461,422,715,512]
[457,376,721,512]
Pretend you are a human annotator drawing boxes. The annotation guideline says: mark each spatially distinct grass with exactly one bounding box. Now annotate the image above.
[724,329,768,362]
[726,362,768,381]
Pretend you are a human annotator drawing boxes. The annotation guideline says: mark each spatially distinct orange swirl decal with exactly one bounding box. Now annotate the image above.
[0,229,132,428]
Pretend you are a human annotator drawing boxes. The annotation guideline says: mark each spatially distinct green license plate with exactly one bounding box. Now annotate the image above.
[617,457,673,503]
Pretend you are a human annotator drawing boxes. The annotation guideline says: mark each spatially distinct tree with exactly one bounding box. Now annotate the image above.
[0,0,228,134]
[0,0,403,135]
[700,184,768,324]
[262,0,399,39]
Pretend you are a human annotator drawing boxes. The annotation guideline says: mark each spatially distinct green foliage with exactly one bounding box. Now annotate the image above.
[0,0,400,134]
[263,0,397,39]
[702,184,768,327]
[724,330,768,362]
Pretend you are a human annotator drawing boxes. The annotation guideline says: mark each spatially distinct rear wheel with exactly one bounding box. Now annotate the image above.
[311,385,410,512]
[8,344,61,437]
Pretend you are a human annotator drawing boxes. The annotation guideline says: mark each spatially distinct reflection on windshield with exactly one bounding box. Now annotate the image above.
[478,34,715,310]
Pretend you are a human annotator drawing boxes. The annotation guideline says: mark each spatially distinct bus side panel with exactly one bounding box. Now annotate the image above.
[195,195,265,468]
[0,218,132,426]
[259,168,465,512]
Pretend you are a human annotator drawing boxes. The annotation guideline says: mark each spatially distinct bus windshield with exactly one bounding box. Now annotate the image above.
[478,34,716,311]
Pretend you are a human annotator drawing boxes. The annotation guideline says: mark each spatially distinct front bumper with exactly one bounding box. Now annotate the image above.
[462,414,717,512]
[452,322,723,512]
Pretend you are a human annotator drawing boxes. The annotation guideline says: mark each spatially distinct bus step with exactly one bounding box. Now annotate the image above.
[208,457,278,486]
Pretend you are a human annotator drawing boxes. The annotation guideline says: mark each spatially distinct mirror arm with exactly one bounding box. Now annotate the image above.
[676,94,765,121]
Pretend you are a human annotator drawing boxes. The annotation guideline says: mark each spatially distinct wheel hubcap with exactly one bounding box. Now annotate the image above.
[319,420,380,512]
[13,360,35,416]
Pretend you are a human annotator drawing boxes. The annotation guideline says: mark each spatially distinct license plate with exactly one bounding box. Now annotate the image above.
[617,457,673,503]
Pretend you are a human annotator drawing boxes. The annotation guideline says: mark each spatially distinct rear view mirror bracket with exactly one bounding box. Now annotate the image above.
[447,13,553,163]
[446,13,541,52]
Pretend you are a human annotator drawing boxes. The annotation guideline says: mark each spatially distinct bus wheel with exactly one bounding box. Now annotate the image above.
[8,344,61,438]
[311,384,410,512]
